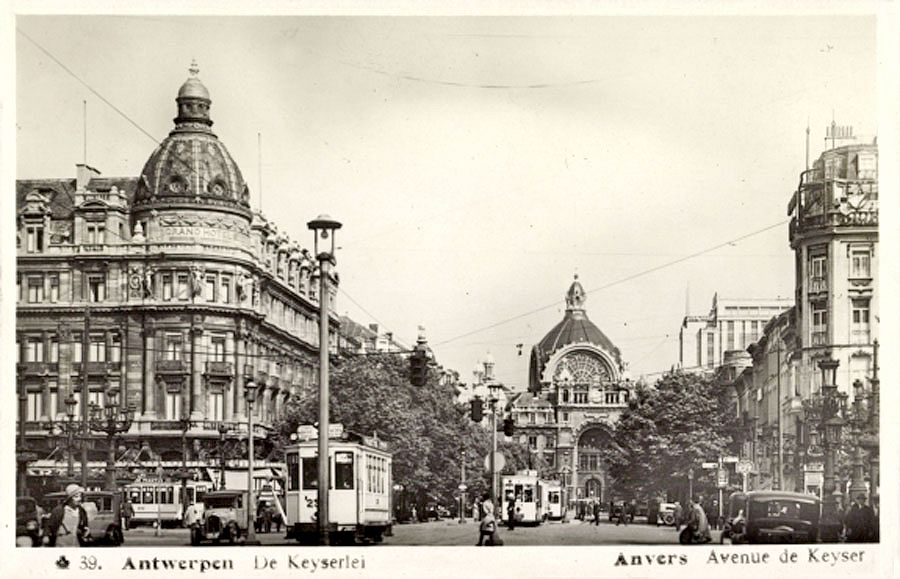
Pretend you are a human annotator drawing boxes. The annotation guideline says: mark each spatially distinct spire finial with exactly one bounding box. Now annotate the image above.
[189,59,200,77]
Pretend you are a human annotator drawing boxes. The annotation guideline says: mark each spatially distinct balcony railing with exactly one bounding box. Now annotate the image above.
[809,277,828,294]
[72,361,119,375]
[156,359,187,374]
[16,362,55,375]
[810,331,828,346]
[850,329,871,345]
[205,361,233,376]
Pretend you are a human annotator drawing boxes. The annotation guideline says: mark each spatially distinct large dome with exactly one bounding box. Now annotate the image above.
[528,276,622,392]
[134,62,250,214]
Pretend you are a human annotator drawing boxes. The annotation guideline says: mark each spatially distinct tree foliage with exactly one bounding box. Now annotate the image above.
[601,371,741,501]
[273,354,524,514]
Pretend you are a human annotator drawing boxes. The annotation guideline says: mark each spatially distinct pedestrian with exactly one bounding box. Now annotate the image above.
[45,484,90,547]
[273,509,282,533]
[845,494,876,543]
[592,499,601,526]
[477,501,499,546]
[472,498,480,521]
[264,503,274,533]
[183,501,200,528]
[506,493,516,531]
[623,500,634,526]
[673,501,683,532]
[687,497,711,543]
[122,498,134,530]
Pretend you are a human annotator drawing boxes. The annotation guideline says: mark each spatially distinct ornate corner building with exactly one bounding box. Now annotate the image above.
[507,276,633,505]
[16,65,337,492]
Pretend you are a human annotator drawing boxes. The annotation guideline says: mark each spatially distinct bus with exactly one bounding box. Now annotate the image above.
[500,471,544,526]
[283,426,392,544]
[124,479,212,527]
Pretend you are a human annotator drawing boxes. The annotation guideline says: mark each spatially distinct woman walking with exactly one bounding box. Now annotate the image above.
[477,501,502,546]
[45,484,90,547]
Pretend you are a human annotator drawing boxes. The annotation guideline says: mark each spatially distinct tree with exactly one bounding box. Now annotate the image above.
[601,371,740,502]
[273,353,507,518]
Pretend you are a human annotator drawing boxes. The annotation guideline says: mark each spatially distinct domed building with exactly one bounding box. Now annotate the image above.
[508,276,633,508]
[16,64,336,500]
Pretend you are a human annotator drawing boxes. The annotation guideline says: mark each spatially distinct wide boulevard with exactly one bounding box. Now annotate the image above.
[116,518,722,547]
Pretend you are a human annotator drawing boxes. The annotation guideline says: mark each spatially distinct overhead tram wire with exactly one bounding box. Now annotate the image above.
[432,219,790,348]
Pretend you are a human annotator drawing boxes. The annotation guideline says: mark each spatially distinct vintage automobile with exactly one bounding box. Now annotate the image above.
[191,490,248,545]
[41,490,124,546]
[17,497,43,547]
[608,500,631,523]
[656,502,678,526]
[722,491,820,544]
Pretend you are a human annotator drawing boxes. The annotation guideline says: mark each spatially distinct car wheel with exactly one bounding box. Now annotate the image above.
[227,523,239,544]
[16,535,33,548]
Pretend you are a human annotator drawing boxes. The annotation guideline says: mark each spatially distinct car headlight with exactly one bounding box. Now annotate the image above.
[26,521,37,531]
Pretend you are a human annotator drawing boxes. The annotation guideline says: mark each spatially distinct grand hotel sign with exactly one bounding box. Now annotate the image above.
[157,213,250,243]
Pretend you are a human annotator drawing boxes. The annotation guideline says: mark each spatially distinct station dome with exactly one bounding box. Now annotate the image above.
[528,275,623,392]
[134,62,251,215]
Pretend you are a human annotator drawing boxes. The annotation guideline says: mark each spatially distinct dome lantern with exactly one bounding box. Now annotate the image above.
[174,60,213,130]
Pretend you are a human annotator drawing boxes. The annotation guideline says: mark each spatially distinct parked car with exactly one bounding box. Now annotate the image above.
[657,502,678,526]
[723,491,820,544]
[608,500,630,523]
[191,490,248,545]
[41,490,124,546]
[16,497,43,547]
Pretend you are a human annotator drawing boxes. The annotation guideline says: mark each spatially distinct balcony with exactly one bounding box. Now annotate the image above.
[808,277,828,295]
[850,329,871,345]
[16,362,54,376]
[810,331,827,346]
[156,359,187,374]
[72,361,119,376]
[205,361,234,377]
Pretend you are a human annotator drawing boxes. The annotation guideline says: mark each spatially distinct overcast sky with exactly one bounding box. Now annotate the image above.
[15,14,879,388]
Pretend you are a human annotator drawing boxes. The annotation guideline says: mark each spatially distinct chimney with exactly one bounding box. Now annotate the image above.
[368,323,379,334]
[76,163,101,191]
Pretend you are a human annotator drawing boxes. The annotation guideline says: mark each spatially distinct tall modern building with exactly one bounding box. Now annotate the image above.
[678,294,793,371]
[16,65,336,493]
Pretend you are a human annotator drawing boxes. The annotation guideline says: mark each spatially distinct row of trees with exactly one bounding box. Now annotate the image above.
[272,353,535,518]
[273,354,740,515]
[601,371,742,502]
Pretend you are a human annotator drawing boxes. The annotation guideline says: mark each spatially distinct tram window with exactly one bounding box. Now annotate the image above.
[524,487,534,502]
[287,453,300,491]
[335,452,354,490]
[142,487,154,504]
[302,457,318,490]
[187,488,195,504]
[128,488,141,504]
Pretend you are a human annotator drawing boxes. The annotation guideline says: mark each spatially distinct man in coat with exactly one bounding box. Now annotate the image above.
[845,494,877,542]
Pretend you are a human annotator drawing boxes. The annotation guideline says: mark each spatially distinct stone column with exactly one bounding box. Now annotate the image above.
[141,320,156,419]
[190,323,204,420]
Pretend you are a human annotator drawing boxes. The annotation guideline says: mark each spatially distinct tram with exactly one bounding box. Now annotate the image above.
[539,479,563,520]
[500,470,544,525]
[124,479,212,527]
[283,425,393,544]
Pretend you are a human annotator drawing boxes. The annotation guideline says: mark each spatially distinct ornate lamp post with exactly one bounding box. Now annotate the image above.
[561,450,571,522]
[487,380,502,512]
[307,214,341,546]
[244,380,259,545]
[459,449,467,524]
[61,394,79,478]
[847,380,868,501]
[179,412,192,513]
[817,356,845,542]
[88,386,135,492]
[218,423,229,489]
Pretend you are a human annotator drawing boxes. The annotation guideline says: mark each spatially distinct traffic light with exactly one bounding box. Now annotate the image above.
[409,349,427,387]
[503,417,515,437]
[470,397,483,422]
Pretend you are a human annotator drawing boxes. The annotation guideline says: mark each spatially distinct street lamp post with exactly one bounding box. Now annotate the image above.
[244,380,259,545]
[64,394,78,478]
[487,381,502,512]
[218,423,229,490]
[179,413,191,515]
[561,451,570,523]
[848,380,868,500]
[459,450,467,524]
[818,356,845,542]
[308,214,342,547]
[87,386,135,492]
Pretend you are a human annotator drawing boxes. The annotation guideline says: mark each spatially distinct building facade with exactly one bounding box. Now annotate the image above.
[679,294,793,371]
[16,65,337,493]
[725,133,879,500]
[506,276,632,506]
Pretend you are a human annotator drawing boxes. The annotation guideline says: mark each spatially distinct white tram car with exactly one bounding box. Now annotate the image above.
[539,479,563,520]
[283,426,392,544]
[501,470,545,525]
